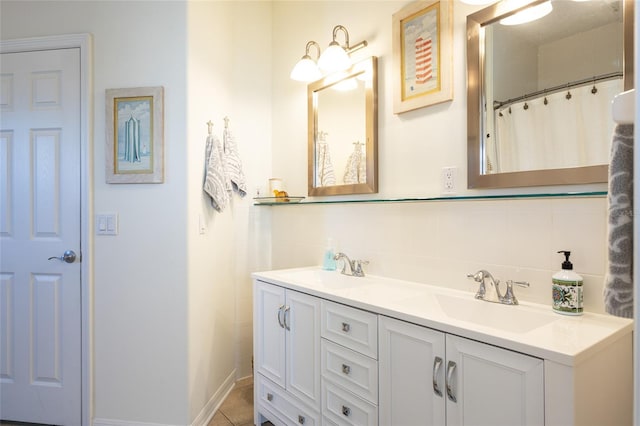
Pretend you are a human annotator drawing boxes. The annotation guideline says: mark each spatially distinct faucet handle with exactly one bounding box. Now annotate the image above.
[352,260,369,277]
[502,280,530,305]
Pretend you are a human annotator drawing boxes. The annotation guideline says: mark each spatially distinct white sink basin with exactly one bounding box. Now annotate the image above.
[435,293,559,333]
[276,269,370,289]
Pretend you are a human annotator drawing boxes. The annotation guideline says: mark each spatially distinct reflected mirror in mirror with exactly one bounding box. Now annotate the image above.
[467,0,633,189]
[308,56,378,196]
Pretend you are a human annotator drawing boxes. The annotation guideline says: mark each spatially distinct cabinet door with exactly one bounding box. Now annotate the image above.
[254,281,286,388]
[379,316,446,426]
[445,334,544,426]
[286,289,321,409]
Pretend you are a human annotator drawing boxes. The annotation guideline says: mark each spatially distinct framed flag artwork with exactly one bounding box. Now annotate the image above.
[392,0,453,114]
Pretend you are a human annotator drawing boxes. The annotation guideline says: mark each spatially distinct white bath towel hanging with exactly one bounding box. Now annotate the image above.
[343,142,366,184]
[223,118,247,197]
[203,134,230,212]
[316,142,336,186]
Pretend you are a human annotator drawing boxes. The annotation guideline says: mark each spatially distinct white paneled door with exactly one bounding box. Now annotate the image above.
[0,47,82,425]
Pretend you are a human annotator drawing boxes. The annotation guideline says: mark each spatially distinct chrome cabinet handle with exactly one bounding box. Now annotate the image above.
[48,250,77,263]
[446,360,457,402]
[277,305,285,328]
[341,322,350,332]
[267,392,273,401]
[284,306,291,330]
[342,364,351,375]
[342,405,351,417]
[298,415,305,424]
[432,356,443,397]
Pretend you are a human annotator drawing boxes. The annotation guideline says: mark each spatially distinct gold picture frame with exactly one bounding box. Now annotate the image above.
[105,86,164,183]
[392,0,453,114]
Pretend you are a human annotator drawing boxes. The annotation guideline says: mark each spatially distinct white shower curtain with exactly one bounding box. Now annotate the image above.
[491,78,623,173]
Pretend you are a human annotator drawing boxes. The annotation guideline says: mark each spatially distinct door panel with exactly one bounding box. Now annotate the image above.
[0,47,81,426]
[379,315,446,426]
[446,334,544,426]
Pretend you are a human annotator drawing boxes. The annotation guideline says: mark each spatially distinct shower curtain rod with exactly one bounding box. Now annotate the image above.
[493,71,623,110]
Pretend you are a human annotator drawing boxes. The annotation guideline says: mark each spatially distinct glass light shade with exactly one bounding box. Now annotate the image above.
[500,1,552,25]
[290,56,322,82]
[318,42,351,73]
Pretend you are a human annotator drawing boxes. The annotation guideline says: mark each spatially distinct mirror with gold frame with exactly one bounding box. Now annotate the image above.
[308,56,378,196]
[467,0,633,189]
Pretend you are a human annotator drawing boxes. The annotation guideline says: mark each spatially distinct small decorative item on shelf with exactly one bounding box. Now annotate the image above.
[253,191,305,205]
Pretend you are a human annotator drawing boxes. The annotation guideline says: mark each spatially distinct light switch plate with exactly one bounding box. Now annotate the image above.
[96,213,118,235]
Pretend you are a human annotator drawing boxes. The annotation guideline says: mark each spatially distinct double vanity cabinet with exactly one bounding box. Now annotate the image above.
[252,268,633,426]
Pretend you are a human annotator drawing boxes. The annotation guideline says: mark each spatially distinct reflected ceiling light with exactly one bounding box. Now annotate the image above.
[500,1,553,25]
[317,25,368,74]
[290,41,322,82]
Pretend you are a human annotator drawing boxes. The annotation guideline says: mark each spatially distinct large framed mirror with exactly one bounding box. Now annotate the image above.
[308,56,378,196]
[467,0,633,189]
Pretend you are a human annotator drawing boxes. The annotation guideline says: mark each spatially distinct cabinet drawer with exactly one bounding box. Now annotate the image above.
[322,381,378,426]
[321,300,377,359]
[321,339,378,404]
[256,374,320,426]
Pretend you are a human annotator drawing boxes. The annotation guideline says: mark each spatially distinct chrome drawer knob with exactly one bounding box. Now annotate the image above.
[342,405,351,417]
[298,415,305,424]
[342,364,351,375]
[341,322,351,332]
[267,393,273,402]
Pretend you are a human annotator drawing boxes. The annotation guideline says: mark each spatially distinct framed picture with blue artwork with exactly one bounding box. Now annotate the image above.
[106,86,164,183]
[392,0,453,114]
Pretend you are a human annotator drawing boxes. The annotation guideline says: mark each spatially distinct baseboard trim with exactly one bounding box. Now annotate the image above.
[191,369,237,426]
[93,369,237,426]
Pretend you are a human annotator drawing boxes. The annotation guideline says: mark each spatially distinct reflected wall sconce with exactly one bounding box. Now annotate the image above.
[290,25,368,82]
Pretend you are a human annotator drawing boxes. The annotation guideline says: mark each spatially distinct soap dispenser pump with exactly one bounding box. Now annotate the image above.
[552,250,583,315]
[322,238,337,271]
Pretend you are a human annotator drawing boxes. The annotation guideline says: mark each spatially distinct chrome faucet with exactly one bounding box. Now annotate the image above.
[334,252,369,277]
[467,270,530,305]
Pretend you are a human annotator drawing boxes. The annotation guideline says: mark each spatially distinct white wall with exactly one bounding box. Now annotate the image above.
[2,0,276,421]
[185,1,272,422]
[0,1,193,424]
[266,0,612,319]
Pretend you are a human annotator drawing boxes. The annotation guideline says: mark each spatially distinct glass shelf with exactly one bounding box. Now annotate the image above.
[252,191,607,206]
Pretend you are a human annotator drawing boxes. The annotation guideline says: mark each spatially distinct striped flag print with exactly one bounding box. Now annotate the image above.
[415,35,432,84]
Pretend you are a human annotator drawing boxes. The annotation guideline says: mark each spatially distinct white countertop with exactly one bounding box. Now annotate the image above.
[252,266,633,366]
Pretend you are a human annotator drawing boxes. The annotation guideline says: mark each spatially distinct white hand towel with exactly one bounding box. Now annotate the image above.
[316,143,336,186]
[203,135,230,212]
[223,128,247,197]
[343,143,366,184]
[603,123,634,318]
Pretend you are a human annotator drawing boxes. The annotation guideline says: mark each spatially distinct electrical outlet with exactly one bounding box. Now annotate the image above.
[442,167,457,194]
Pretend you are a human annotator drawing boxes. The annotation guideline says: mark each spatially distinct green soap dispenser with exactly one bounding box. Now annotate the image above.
[552,251,584,315]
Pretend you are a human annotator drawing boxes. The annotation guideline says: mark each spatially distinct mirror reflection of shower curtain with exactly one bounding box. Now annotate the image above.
[492,78,622,173]
[344,142,366,184]
[316,142,336,187]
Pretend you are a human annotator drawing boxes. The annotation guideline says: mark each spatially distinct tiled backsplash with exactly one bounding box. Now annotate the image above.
[268,196,609,314]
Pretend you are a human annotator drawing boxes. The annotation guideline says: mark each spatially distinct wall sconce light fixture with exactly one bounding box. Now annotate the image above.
[290,25,368,82]
[290,41,322,82]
